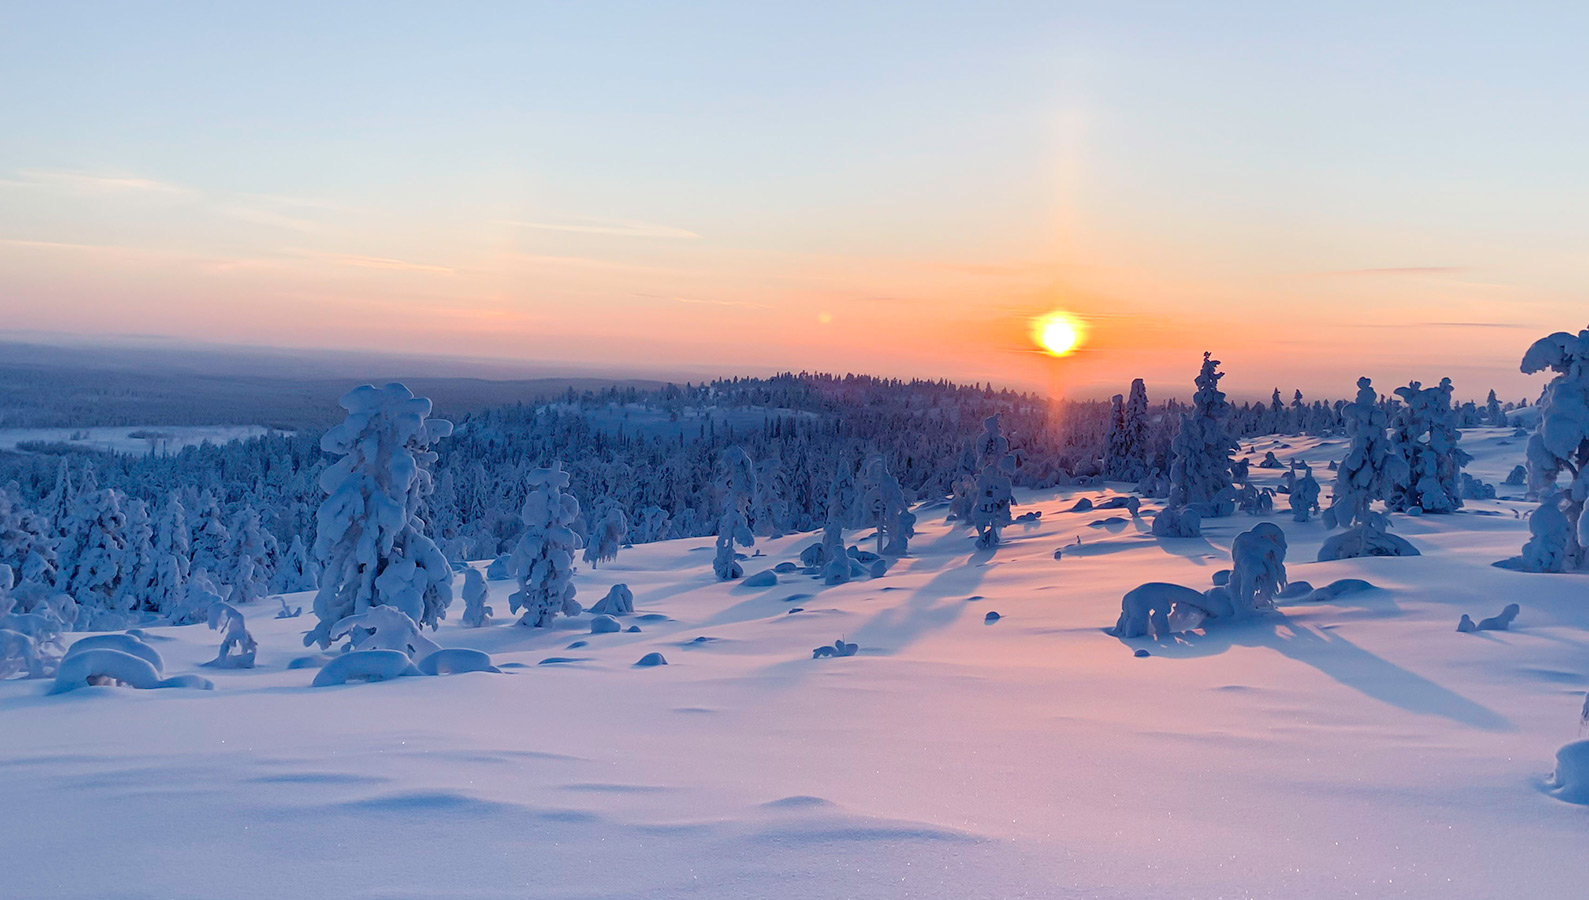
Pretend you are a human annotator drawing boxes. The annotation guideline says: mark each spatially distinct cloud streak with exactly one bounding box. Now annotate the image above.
[501,216,699,240]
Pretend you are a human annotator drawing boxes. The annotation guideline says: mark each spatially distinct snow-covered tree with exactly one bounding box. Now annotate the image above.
[1224,523,1287,617]
[1387,378,1471,514]
[222,505,277,604]
[55,488,133,629]
[271,535,319,594]
[968,414,1018,549]
[1320,377,1416,560]
[305,383,456,649]
[1165,352,1237,517]
[460,567,493,627]
[713,447,756,580]
[1102,378,1152,482]
[509,462,584,627]
[1511,328,1589,572]
[1485,389,1505,426]
[860,455,914,556]
[189,491,230,578]
[583,504,628,569]
[1289,464,1321,523]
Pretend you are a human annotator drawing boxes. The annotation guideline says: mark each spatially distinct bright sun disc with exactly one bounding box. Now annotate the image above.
[1035,311,1083,357]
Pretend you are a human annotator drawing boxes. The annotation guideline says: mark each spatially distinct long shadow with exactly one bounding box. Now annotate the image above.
[1137,613,1513,731]
[846,547,995,654]
[1153,535,1221,565]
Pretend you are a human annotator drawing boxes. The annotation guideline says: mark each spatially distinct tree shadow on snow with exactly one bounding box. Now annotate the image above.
[845,547,995,653]
[1137,613,1513,732]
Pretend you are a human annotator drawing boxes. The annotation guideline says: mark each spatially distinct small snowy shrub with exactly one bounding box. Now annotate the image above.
[589,584,634,616]
[203,601,257,668]
[311,649,420,687]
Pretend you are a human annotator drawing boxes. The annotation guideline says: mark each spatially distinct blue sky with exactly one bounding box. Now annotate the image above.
[1,2,1584,397]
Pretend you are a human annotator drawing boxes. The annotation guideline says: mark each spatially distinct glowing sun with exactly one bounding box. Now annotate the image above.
[1034,310,1085,357]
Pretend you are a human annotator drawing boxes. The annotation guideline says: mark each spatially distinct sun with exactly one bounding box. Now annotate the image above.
[1034,310,1084,357]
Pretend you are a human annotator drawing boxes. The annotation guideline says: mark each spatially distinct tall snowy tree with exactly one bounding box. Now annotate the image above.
[189,491,230,579]
[271,534,319,594]
[305,383,456,649]
[969,414,1017,549]
[222,505,277,604]
[1511,328,1589,572]
[1165,353,1237,517]
[860,455,914,556]
[713,447,756,580]
[55,488,133,629]
[509,461,584,627]
[1387,378,1471,514]
[1319,377,1416,560]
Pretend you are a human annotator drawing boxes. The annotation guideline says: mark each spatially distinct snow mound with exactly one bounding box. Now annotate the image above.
[1549,740,1589,804]
[50,648,212,694]
[416,648,500,676]
[311,649,421,686]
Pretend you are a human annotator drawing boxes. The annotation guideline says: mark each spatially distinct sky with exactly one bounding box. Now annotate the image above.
[1,1,1585,401]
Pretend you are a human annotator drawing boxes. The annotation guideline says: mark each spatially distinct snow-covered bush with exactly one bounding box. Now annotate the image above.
[1223,523,1287,617]
[1111,583,1205,639]
[311,649,420,687]
[204,601,257,668]
[65,632,164,672]
[589,583,634,616]
[1320,377,1417,561]
[1290,465,1321,522]
[325,605,441,658]
[583,505,628,569]
[509,462,584,627]
[1150,504,1201,538]
[306,383,455,649]
[460,568,493,627]
[51,648,213,693]
[713,447,757,580]
[1509,328,1589,572]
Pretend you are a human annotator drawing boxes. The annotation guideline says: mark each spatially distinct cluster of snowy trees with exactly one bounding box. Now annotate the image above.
[0,342,1572,662]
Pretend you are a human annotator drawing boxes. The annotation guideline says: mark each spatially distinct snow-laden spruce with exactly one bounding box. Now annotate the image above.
[1289,464,1321,522]
[203,601,257,668]
[583,504,628,569]
[1320,377,1417,561]
[712,447,756,580]
[509,461,584,627]
[305,383,455,649]
[1103,379,1152,483]
[1506,328,1589,572]
[1165,352,1237,518]
[859,455,914,556]
[460,567,493,627]
[969,415,1018,549]
[1387,378,1471,514]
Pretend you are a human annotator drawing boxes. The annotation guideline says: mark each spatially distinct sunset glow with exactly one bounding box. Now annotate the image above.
[1035,311,1084,357]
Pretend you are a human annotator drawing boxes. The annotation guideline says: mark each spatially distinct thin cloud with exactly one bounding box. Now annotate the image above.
[633,292,768,310]
[1338,321,1533,330]
[1310,266,1472,278]
[500,216,699,240]
[9,169,193,195]
[299,251,454,274]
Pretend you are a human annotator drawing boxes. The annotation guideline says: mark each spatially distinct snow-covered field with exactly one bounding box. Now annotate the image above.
[3,429,1585,900]
[0,425,289,456]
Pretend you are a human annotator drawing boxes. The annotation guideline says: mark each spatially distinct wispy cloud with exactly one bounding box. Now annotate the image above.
[500,216,699,240]
[5,169,193,195]
[633,292,768,310]
[1310,266,1471,278]
[303,251,454,274]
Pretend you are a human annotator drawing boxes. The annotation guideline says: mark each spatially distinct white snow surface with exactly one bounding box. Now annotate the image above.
[0,424,288,455]
[1,427,1586,899]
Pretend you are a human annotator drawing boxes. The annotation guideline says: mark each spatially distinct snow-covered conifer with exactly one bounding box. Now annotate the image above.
[271,535,319,594]
[712,447,756,580]
[460,568,493,627]
[1511,328,1589,571]
[1319,377,1416,560]
[509,462,584,627]
[1165,353,1237,517]
[583,504,628,569]
[306,383,456,648]
[1387,378,1471,514]
[860,455,914,555]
